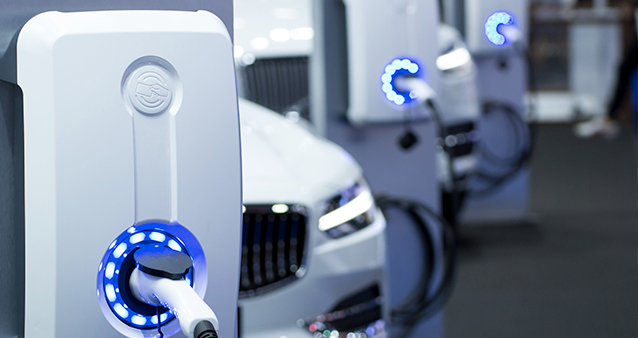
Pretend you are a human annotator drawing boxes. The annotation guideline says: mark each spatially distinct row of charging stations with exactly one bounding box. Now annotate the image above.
[0,0,532,337]
[312,0,532,335]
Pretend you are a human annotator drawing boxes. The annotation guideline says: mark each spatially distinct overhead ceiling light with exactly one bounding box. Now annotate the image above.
[234,45,245,58]
[290,27,314,41]
[270,28,291,42]
[273,7,297,20]
[234,18,246,30]
[251,37,269,50]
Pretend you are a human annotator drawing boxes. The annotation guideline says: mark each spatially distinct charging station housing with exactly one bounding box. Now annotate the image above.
[0,8,241,338]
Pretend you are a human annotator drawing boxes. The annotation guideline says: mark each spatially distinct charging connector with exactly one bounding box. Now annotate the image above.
[129,246,219,338]
[194,320,219,338]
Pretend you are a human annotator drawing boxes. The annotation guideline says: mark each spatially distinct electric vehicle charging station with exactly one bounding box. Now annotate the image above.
[457,0,533,224]
[341,0,440,124]
[311,0,447,337]
[0,3,241,338]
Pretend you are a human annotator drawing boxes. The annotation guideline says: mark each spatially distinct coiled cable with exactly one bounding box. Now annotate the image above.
[472,44,538,197]
[375,195,457,338]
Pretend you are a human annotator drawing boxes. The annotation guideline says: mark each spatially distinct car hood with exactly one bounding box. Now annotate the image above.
[240,99,361,204]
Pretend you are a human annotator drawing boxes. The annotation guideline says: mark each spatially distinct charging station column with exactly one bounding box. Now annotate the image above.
[0,2,240,337]
[311,0,445,337]
[461,0,533,224]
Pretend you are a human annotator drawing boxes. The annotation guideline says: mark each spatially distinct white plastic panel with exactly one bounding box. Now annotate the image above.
[465,0,529,54]
[17,10,241,338]
[344,0,440,124]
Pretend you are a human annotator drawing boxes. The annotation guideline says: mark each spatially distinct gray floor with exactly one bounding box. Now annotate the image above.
[445,125,638,337]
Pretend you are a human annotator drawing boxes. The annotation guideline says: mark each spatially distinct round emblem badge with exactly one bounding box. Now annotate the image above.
[122,57,180,116]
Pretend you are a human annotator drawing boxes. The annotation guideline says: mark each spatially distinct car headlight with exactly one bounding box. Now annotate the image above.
[436,46,473,74]
[318,180,377,239]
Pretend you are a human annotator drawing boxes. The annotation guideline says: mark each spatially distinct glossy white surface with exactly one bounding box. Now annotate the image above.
[18,10,241,338]
[234,0,313,61]
[436,24,481,126]
[239,99,388,337]
[464,0,530,54]
[343,0,440,124]
[241,99,361,203]
[130,269,219,338]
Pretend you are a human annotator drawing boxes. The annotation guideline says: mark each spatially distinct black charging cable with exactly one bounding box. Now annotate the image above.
[375,195,457,338]
[156,307,164,338]
[472,41,538,197]
[194,320,219,338]
[473,100,534,197]
[425,98,467,227]
[396,92,468,227]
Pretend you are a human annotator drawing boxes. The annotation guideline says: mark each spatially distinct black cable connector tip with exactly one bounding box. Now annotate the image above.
[194,320,218,338]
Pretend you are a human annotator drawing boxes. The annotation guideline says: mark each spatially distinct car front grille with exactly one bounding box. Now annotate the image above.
[239,204,308,298]
[241,57,310,120]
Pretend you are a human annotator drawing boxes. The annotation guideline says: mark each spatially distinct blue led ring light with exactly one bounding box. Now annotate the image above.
[381,58,421,107]
[97,222,207,337]
[485,11,514,46]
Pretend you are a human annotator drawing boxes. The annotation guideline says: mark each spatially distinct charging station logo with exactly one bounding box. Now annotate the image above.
[125,64,175,115]
[135,73,170,108]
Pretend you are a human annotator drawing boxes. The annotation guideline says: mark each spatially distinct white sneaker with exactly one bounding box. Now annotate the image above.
[574,116,620,139]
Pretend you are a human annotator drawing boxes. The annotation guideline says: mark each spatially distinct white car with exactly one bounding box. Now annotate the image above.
[233,1,480,189]
[239,98,389,338]
[233,1,476,335]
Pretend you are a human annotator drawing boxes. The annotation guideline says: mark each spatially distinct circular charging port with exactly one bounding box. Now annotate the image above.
[97,221,207,338]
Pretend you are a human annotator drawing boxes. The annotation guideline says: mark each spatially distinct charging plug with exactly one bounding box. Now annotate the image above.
[129,246,219,338]
[499,25,524,47]
[393,76,436,105]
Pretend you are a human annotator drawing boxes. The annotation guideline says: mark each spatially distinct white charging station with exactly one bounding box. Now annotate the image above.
[1,9,241,338]
[460,0,533,224]
[465,0,529,54]
[342,0,440,124]
[311,0,446,337]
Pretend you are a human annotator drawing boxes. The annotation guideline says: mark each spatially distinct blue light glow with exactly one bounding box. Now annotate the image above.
[113,303,129,318]
[97,222,203,332]
[380,57,423,106]
[384,65,395,75]
[129,233,145,244]
[393,96,405,105]
[113,243,127,259]
[485,11,514,46]
[150,232,166,242]
[167,239,182,252]
[131,315,147,326]
[105,262,116,279]
[105,284,116,302]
